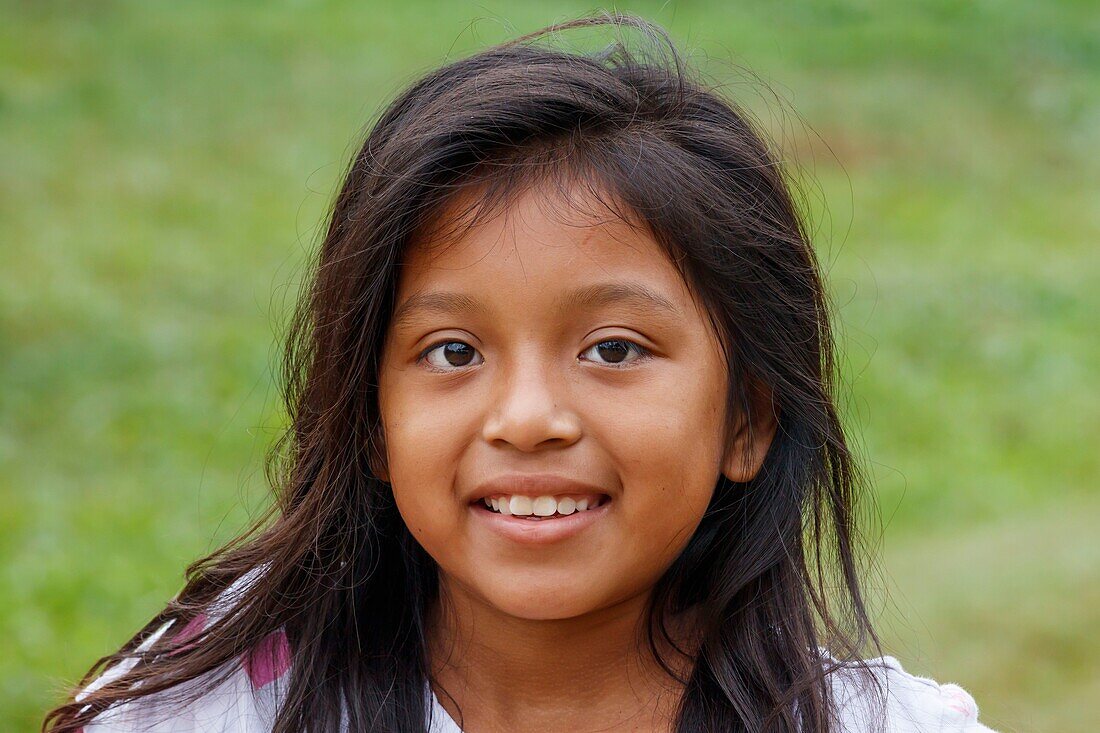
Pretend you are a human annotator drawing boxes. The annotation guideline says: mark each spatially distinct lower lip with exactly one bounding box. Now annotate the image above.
[469,500,611,545]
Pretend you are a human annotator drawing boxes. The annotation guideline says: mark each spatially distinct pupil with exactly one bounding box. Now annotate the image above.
[597,340,629,363]
[444,342,474,367]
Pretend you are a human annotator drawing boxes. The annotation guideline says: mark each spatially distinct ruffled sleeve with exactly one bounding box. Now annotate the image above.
[79,567,290,732]
[826,652,1000,732]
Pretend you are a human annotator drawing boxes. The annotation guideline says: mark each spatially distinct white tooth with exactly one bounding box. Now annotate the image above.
[557,497,576,515]
[498,497,512,515]
[533,495,557,516]
[484,497,492,509]
[509,495,533,516]
[490,497,499,511]
[575,498,589,511]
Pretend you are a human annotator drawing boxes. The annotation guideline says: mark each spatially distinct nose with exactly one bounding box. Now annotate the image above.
[481,353,582,452]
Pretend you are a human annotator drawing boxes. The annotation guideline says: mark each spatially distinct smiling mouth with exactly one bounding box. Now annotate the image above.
[472,494,611,520]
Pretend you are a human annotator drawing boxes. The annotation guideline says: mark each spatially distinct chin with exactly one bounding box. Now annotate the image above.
[473,575,611,621]
[487,595,598,621]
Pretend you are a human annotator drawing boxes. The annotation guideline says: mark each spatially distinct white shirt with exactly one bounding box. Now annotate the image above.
[422,652,999,733]
[81,620,999,732]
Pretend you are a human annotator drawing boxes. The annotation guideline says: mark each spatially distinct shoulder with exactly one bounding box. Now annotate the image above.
[821,649,999,732]
[83,657,285,733]
[81,569,292,732]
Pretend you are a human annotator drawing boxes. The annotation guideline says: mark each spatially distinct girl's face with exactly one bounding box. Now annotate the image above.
[376,182,772,620]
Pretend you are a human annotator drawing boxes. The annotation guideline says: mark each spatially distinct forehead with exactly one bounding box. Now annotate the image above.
[394,180,694,311]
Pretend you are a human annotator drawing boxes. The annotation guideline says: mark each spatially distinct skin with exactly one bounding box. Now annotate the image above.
[374,180,776,733]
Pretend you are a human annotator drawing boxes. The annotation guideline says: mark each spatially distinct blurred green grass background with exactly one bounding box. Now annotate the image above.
[2,1,1096,730]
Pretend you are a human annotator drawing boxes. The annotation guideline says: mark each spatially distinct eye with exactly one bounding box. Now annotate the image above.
[418,340,483,371]
[579,338,652,368]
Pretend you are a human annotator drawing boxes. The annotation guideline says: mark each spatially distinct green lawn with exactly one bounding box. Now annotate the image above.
[2,2,1096,730]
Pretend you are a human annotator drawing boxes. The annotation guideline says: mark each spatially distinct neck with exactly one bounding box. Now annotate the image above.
[426,577,699,733]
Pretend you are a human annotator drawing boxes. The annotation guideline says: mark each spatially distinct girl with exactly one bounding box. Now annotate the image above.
[45,13,999,733]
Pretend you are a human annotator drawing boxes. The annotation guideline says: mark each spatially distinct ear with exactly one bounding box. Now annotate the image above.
[720,379,778,483]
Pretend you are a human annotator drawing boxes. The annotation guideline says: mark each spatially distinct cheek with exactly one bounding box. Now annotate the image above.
[384,394,464,470]
[380,392,471,545]
[600,384,724,565]
[613,381,723,493]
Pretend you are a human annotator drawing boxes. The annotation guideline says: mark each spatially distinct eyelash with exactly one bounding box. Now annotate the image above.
[416,338,653,372]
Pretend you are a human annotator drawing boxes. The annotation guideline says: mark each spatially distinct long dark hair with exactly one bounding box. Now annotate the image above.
[46,13,887,733]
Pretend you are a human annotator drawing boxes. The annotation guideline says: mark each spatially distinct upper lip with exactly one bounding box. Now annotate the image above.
[468,474,609,503]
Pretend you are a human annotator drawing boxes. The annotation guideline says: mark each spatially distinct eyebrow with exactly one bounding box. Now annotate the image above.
[560,281,681,318]
[390,281,681,331]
